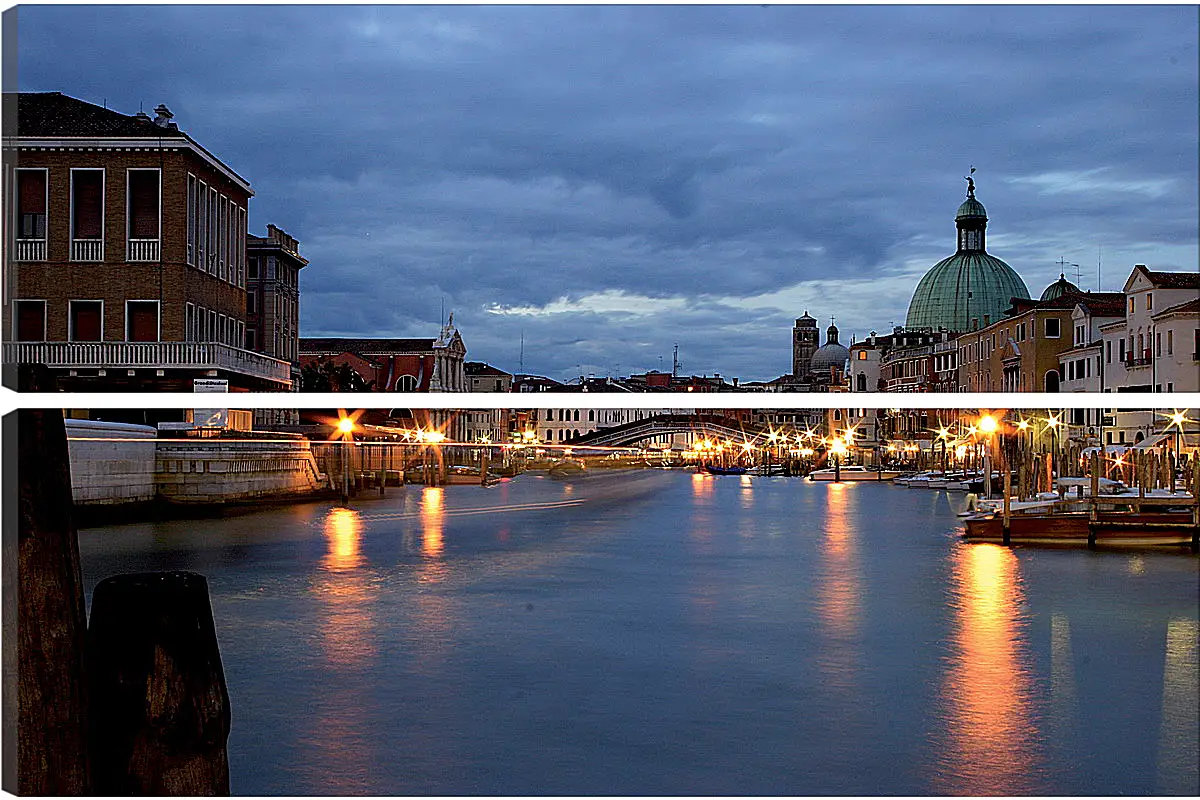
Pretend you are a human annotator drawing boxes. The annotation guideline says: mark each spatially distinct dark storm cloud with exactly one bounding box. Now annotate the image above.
[16,4,1198,382]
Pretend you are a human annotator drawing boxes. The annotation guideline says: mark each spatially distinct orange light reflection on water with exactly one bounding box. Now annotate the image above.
[421,487,445,559]
[932,544,1041,795]
[815,481,861,691]
[305,506,377,793]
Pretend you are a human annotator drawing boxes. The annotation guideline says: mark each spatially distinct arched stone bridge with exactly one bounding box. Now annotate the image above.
[569,414,769,448]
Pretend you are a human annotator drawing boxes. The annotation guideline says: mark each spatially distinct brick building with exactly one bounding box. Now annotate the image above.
[3,91,291,391]
[299,319,466,392]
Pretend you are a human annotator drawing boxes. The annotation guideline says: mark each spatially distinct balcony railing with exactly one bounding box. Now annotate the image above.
[1125,355,1152,368]
[127,239,161,262]
[14,239,46,261]
[4,340,292,386]
[71,239,104,262]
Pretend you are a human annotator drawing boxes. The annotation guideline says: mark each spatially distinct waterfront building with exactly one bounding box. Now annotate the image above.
[1099,265,1200,394]
[877,327,957,392]
[299,317,466,392]
[247,225,307,425]
[955,280,1089,393]
[1057,292,1125,444]
[465,361,514,393]
[3,91,292,391]
[905,178,1030,332]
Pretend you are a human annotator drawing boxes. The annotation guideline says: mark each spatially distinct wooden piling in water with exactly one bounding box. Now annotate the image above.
[7,402,92,795]
[87,571,231,796]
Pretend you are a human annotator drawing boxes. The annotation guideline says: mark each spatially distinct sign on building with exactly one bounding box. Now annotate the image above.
[192,378,229,427]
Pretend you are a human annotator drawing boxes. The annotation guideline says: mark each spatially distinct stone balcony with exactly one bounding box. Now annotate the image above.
[5,340,292,387]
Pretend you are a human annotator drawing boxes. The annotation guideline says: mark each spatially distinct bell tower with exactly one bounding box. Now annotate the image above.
[792,312,818,378]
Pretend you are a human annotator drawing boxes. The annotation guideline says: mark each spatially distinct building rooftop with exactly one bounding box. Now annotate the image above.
[9,91,187,138]
[300,337,438,353]
[464,362,513,377]
[1153,297,1200,318]
[1141,268,1200,290]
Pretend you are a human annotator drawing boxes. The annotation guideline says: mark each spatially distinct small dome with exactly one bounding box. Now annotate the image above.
[1040,273,1080,302]
[810,324,850,377]
[955,196,988,219]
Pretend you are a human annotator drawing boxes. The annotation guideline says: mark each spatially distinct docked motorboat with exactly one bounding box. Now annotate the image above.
[703,464,748,475]
[808,465,901,482]
[548,458,587,478]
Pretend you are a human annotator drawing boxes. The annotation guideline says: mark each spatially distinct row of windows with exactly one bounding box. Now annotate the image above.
[186,174,246,288]
[960,317,1062,365]
[12,298,160,342]
[184,302,244,349]
[1104,330,1182,364]
[12,167,161,260]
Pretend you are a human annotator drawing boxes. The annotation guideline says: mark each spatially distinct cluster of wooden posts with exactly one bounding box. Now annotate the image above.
[6,398,231,795]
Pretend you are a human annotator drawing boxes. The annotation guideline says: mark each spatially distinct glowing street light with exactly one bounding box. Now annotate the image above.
[978,414,998,435]
[337,416,356,436]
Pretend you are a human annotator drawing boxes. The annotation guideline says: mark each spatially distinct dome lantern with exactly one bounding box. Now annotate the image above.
[905,176,1030,332]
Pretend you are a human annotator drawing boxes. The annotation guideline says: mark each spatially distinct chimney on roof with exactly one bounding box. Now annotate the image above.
[152,103,174,128]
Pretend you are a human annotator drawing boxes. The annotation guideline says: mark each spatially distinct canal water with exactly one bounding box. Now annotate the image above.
[79,470,1199,795]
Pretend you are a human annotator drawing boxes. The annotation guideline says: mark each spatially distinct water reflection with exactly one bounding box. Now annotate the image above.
[1049,613,1077,744]
[303,507,378,793]
[931,544,1042,795]
[691,472,713,500]
[816,482,861,689]
[323,507,364,572]
[421,487,445,560]
[1157,619,1199,794]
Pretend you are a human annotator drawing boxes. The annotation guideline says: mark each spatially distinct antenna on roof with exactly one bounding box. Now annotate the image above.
[1097,244,1102,293]
[519,330,524,373]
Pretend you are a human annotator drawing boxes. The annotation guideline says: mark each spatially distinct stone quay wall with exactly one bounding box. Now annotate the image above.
[64,420,329,508]
[65,419,158,506]
[155,437,327,504]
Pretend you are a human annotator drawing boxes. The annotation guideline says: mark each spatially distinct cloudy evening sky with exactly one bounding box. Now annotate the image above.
[14,4,1199,383]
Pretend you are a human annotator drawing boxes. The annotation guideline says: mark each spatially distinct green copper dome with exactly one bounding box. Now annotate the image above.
[1039,273,1080,301]
[906,252,1030,330]
[905,181,1030,331]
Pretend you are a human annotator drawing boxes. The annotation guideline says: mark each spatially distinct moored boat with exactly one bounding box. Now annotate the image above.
[702,464,748,475]
[808,466,901,482]
[548,458,587,478]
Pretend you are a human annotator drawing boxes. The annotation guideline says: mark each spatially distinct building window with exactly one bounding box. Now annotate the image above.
[15,169,48,260]
[246,328,257,350]
[1119,339,1125,361]
[1167,330,1173,356]
[247,290,257,315]
[126,169,161,260]
[125,300,160,342]
[857,350,867,360]
[70,169,104,260]
[1156,332,1161,357]
[13,299,46,341]
[1044,318,1061,338]
[247,257,259,280]
[396,374,417,391]
[1129,297,1135,313]
[1146,293,1153,310]
[69,300,103,341]
[187,174,196,265]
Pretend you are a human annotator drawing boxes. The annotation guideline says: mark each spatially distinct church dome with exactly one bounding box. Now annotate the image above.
[1040,273,1080,302]
[905,179,1030,331]
[809,322,850,377]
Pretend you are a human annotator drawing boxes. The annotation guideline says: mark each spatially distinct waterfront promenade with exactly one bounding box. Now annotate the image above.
[78,470,1200,795]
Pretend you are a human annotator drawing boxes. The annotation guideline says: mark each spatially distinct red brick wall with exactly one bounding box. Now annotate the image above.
[9,145,249,342]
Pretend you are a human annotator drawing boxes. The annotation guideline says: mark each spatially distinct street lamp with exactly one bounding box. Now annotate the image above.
[336,415,356,504]
[829,438,848,482]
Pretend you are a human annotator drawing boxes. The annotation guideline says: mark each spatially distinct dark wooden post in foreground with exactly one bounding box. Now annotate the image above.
[6,402,92,795]
[87,571,231,795]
